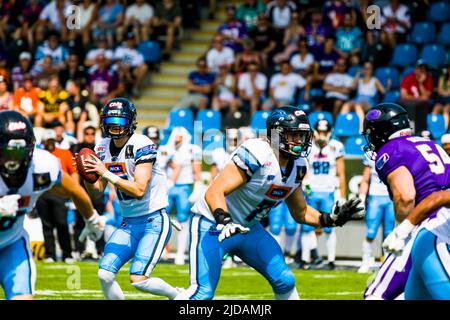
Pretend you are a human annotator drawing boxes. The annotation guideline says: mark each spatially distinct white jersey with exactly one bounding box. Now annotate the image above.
[425,207,450,244]
[0,149,62,248]
[363,156,389,197]
[192,139,308,227]
[307,139,345,193]
[156,144,173,179]
[94,134,169,218]
[170,143,202,185]
[211,147,231,173]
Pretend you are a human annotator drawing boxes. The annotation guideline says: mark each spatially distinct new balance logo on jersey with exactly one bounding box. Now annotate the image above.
[265,185,292,200]
[106,162,126,175]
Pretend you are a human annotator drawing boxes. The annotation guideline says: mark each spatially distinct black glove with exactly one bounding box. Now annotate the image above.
[320,197,365,227]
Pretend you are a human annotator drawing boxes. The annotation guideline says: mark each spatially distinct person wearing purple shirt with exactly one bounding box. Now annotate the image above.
[217,5,248,53]
[362,103,450,300]
[323,0,352,30]
[304,9,334,53]
[312,36,341,85]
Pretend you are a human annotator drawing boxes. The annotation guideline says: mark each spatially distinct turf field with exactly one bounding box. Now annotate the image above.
[0,261,374,300]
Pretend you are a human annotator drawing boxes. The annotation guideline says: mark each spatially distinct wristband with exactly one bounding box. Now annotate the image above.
[213,208,232,225]
[396,219,415,238]
[102,170,120,185]
[319,211,334,228]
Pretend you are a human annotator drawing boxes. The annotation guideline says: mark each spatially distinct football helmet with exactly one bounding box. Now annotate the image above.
[100,97,137,139]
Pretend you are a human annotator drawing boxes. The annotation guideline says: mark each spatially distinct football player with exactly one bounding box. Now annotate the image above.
[174,106,364,300]
[301,119,346,270]
[0,111,103,300]
[357,155,395,273]
[81,98,180,300]
[164,126,203,265]
[362,103,450,300]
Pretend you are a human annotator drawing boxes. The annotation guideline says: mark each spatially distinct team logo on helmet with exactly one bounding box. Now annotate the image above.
[8,121,27,131]
[366,109,382,121]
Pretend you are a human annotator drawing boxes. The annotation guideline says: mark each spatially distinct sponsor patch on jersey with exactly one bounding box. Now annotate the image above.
[106,162,127,175]
[96,146,105,152]
[265,184,292,200]
[376,153,390,170]
[136,144,156,160]
[125,145,134,159]
[295,165,307,183]
[33,172,52,190]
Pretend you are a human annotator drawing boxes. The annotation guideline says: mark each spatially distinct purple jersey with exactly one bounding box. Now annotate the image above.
[218,21,248,52]
[375,136,450,204]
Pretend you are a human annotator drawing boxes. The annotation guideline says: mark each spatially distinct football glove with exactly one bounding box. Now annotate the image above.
[382,219,415,256]
[321,197,365,227]
[213,208,250,242]
[0,195,21,218]
[79,210,106,242]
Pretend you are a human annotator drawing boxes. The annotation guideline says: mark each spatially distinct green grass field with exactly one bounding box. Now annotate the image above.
[0,261,374,300]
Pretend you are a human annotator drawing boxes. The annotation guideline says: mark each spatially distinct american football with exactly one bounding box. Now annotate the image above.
[75,148,100,184]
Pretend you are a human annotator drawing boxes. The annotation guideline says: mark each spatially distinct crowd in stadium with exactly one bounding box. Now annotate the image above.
[0,0,449,266]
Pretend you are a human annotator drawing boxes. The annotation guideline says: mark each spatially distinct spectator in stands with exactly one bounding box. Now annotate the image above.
[432,65,450,130]
[212,64,240,113]
[442,133,450,156]
[124,0,155,43]
[152,0,183,60]
[342,61,387,131]
[206,34,235,74]
[248,13,277,69]
[113,32,148,97]
[265,0,297,32]
[84,35,114,67]
[238,61,267,114]
[11,52,33,90]
[235,38,261,74]
[380,0,411,47]
[31,55,57,90]
[304,9,334,54]
[335,12,363,58]
[23,0,44,48]
[323,0,353,29]
[264,60,307,109]
[77,0,98,46]
[38,76,70,129]
[34,31,69,72]
[59,54,86,88]
[52,120,78,150]
[290,38,315,77]
[323,58,354,116]
[399,59,433,132]
[12,73,42,126]
[273,11,305,65]
[93,0,124,48]
[36,128,76,263]
[87,53,124,110]
[0,53,9,83]
[218,4,248,53]
[0,76,12,111]
[236,0,266,31]
[312,36,341,86]
[175,57,215,110]
[37,0,71,41]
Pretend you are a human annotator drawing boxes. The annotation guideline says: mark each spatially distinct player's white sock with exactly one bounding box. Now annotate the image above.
[274,287,300,300]
[326,230,336,262]
[284,233,296,255]
[301,232,315,262]
[362,239,373,264]
[131,277,179,299]
[98,269,125,300]
[175,221,189,264]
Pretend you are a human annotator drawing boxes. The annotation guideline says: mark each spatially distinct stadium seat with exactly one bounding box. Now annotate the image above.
[420,44,447,69]
[334,113,360,137]
[383,90,400,103]
[202,131,225,151]
[250,110,271,130]
[438,22,450,46]
[428,1,450,22]
[297,88,324,105]
[348,65,363,77]
[308,111,333,128]
[427,114,447,139]
[401,66,416,79]
[344,135,365,158]
[409,22,436,44]
[138,40,161,63]
[160,128,171,145]
[389,43,418,67]
[195,109,221,132]
[168,108,194,133]
[374,67,400,90]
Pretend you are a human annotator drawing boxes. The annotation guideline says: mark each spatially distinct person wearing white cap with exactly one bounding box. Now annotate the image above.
[11,52,33,90]
[441,133,450,156]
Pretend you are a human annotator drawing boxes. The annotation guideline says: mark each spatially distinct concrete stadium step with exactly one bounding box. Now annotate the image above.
[151,73,186,86]
[181,42,210,54]
[171,51,202,64]
[135,96,178,109]
[190,30,217,41]
[160,63,195,75]
[140,85,186,98]
[137,119,166,129]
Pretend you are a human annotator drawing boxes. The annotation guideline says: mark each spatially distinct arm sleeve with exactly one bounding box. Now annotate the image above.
[231,140,265,180]
[134,136,157,166]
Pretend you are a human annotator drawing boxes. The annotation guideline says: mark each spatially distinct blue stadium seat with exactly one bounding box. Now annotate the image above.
[438,22,450,46]
[401,66,416,79]
[383,90,400,103]
[334,113,360,137]
[195,109,221,132]
[138,41,161,63]
[297,88,324,105]
[344,135,365,158]
[308,111,333,129]
[375,67,400,90]
[390,43,418,67]
[202,131,225,151]
[420,44,447,69]
[409,22,436,44]
[428,1,450,22]
[250,110,271,130]
[168,108,194,133]
[348,65,363,77]
[427,114,447,139]
[160,128,171,145]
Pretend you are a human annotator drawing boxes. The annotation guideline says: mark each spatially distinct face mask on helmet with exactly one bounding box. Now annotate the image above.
[273,128,312,159]
[0,139,32,177]
[101,116,131,139]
